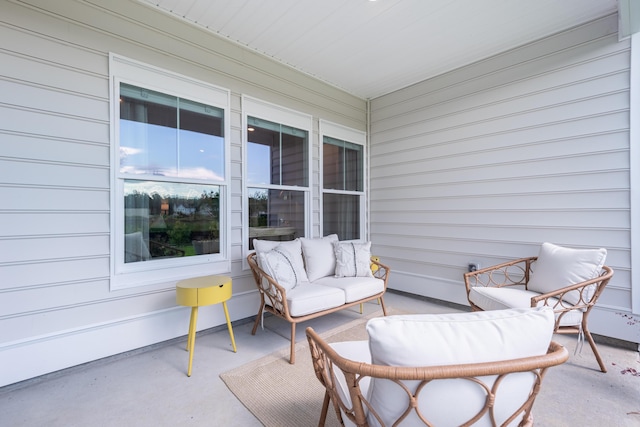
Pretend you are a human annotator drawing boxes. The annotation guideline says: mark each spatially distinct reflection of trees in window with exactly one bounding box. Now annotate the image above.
[124,181,221,260]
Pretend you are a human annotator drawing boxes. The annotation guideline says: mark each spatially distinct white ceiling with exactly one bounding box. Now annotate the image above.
[138,0,619,100]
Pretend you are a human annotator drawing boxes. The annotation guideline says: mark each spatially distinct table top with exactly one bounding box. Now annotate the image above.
[176,274,231,290]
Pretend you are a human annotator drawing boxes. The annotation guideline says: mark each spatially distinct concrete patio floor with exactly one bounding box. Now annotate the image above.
[1,291,638,426]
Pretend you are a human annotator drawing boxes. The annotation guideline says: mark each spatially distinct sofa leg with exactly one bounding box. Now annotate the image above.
[290,323,296,364]
[379,296,388,316]
[251,304,263,336]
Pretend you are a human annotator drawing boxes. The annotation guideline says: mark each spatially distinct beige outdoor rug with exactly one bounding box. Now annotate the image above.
[219,308,405,427]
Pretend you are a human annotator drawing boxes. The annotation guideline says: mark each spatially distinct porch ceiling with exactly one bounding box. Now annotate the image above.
[137,0,618,100]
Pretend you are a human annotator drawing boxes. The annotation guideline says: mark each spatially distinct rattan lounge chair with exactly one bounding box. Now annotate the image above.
[307,308,569,427]
[464,242,613,373]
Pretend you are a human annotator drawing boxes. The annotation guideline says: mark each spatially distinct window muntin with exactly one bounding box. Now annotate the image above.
[322,135,365,241]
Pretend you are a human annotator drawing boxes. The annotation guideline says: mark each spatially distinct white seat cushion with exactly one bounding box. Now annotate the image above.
[365,308,555,427]
[313,276,384,303]
[469,286,583,327]
[528,242,606,305]
[285,283,345,317]
[300,234,339,281]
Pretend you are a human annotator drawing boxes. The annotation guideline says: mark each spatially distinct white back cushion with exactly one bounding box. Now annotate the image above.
[365,307,554,427]
[300,234,339,281]
[528,242,606,305]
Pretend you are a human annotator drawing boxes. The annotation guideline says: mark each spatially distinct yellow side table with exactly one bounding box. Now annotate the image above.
[176,275,237,377]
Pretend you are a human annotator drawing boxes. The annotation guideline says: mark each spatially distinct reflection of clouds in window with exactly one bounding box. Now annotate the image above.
[125,181,219,200]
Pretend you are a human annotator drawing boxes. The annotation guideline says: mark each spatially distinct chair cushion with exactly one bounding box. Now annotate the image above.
[528,242,606,305]
[334,241,374,278]
[300,234,339,281]
[328,340,372,425]
[365,308,555,427]
[469,286,583,327]
[313,276,384,303]
[285,283,345,317]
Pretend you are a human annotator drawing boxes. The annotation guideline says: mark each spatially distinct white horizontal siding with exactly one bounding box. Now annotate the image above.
[370,14,635,342]
[0,0,365,386]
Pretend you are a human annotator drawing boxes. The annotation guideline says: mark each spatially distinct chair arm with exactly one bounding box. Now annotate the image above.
[464,257,536,294]
[370,258,391,287]
[530,265,614,311]
[246,252,291,319]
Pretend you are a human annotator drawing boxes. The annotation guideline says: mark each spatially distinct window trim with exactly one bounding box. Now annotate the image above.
[319,120,367,241]
[109,54,232,290]
[242,96,313,266]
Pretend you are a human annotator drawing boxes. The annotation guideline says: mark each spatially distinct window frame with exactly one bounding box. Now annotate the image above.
[319,120,367,242]
[242,96,312,265]
[109,54,231,290]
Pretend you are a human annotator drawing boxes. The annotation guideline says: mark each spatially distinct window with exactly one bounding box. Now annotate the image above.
[110,55,230,289]
[243,97,311,252]
[321,121,366,241]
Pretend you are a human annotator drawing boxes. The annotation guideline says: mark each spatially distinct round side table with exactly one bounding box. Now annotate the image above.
[176,275,237,377]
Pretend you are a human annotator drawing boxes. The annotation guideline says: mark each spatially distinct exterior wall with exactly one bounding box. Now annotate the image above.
[0,0,365,386]
[370,14,637,343]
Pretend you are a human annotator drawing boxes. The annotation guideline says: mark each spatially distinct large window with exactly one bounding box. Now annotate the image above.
[321,122,366,241]
[110,55,230,289]
[243,97,311,251]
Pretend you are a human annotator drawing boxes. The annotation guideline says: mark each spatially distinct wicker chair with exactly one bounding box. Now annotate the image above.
[463,243,613,373]
[307,308,569,427]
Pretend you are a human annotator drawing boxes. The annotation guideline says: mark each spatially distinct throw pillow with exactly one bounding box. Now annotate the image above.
[300,234,339,281]
[334,241,373,278]
[527,242,606,305]
[253,239,308,283]
[258,245,306,291]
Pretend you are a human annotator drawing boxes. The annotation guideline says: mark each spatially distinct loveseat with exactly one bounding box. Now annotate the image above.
[307,307,568,427]
[247,234,390,364]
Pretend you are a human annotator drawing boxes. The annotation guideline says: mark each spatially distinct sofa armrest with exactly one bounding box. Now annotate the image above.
[370,257,391,288]
[247,252,291,319]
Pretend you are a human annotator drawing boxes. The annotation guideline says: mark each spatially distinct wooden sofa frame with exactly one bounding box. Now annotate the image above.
[247,252,391,364]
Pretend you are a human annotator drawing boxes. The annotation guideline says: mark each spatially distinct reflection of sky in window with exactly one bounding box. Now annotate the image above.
[247,142,271,185]
[120,120,224,180]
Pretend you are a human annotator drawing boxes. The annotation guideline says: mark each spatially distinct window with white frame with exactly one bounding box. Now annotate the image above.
[243,97,311,251]
[110,55,230,290]
[321,121,366,241]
